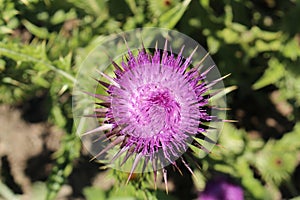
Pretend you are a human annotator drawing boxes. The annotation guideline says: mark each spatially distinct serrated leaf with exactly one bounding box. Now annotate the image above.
[158,0,192,29]
[66,0,108,19]
[275,123,300,150]
[281,37,300,61]
[54,53,72,72]
[0,42,75,82]
[2,5,18,21]
[236,157,269,199]
[252,58,285,90]
[148,0,179,17]
[217,123,245,155]
[255,141,298,185]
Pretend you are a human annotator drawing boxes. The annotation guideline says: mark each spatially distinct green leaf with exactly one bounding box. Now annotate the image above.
[66,0,108,19]
[255,39,281,52]
[0,26,13,34]
[252,58,285,90]
[236,157,270,199]
[290,197,300,200]
[31,75,50,88]
[83,187,106,200]
[51,105,67,128]
[275,123,300,150]
[206,36,220,54]
[50,10,68,25]
[148,0,179,17]
[109,184,150,200]
[217,123,245,155]
[0,180,20,200]
[22,19,49,39]
[50,9,77,25]
[251,26,281,41]
[281,37,300,61]
[158,0,192,29]
[125,0,139,15]
[255,140,298,185]
[31,182,47,200]
[199,0,209,8]
[218,28,240,44]
[0,42,76,82]
[1,3,18,21]
[192,169,206,191]
[0,58,5,71]
[46,134,81,200]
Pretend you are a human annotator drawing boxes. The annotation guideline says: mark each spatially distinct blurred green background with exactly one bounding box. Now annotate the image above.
[1,0,300,199]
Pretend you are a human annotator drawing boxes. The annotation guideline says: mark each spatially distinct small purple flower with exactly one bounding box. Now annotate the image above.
[199,177,244,200]
[83,40,227,191]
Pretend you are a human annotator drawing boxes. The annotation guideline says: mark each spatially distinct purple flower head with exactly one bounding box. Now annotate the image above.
[109,43,207,158]
[199,177,244,200]
[73,28,227,192]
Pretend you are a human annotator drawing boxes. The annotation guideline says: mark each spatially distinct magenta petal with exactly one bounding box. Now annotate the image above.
[87,40,226,188]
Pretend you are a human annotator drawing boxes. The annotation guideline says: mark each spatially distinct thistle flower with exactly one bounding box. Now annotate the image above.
[80,36,227,191]
[198,176,244,200]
